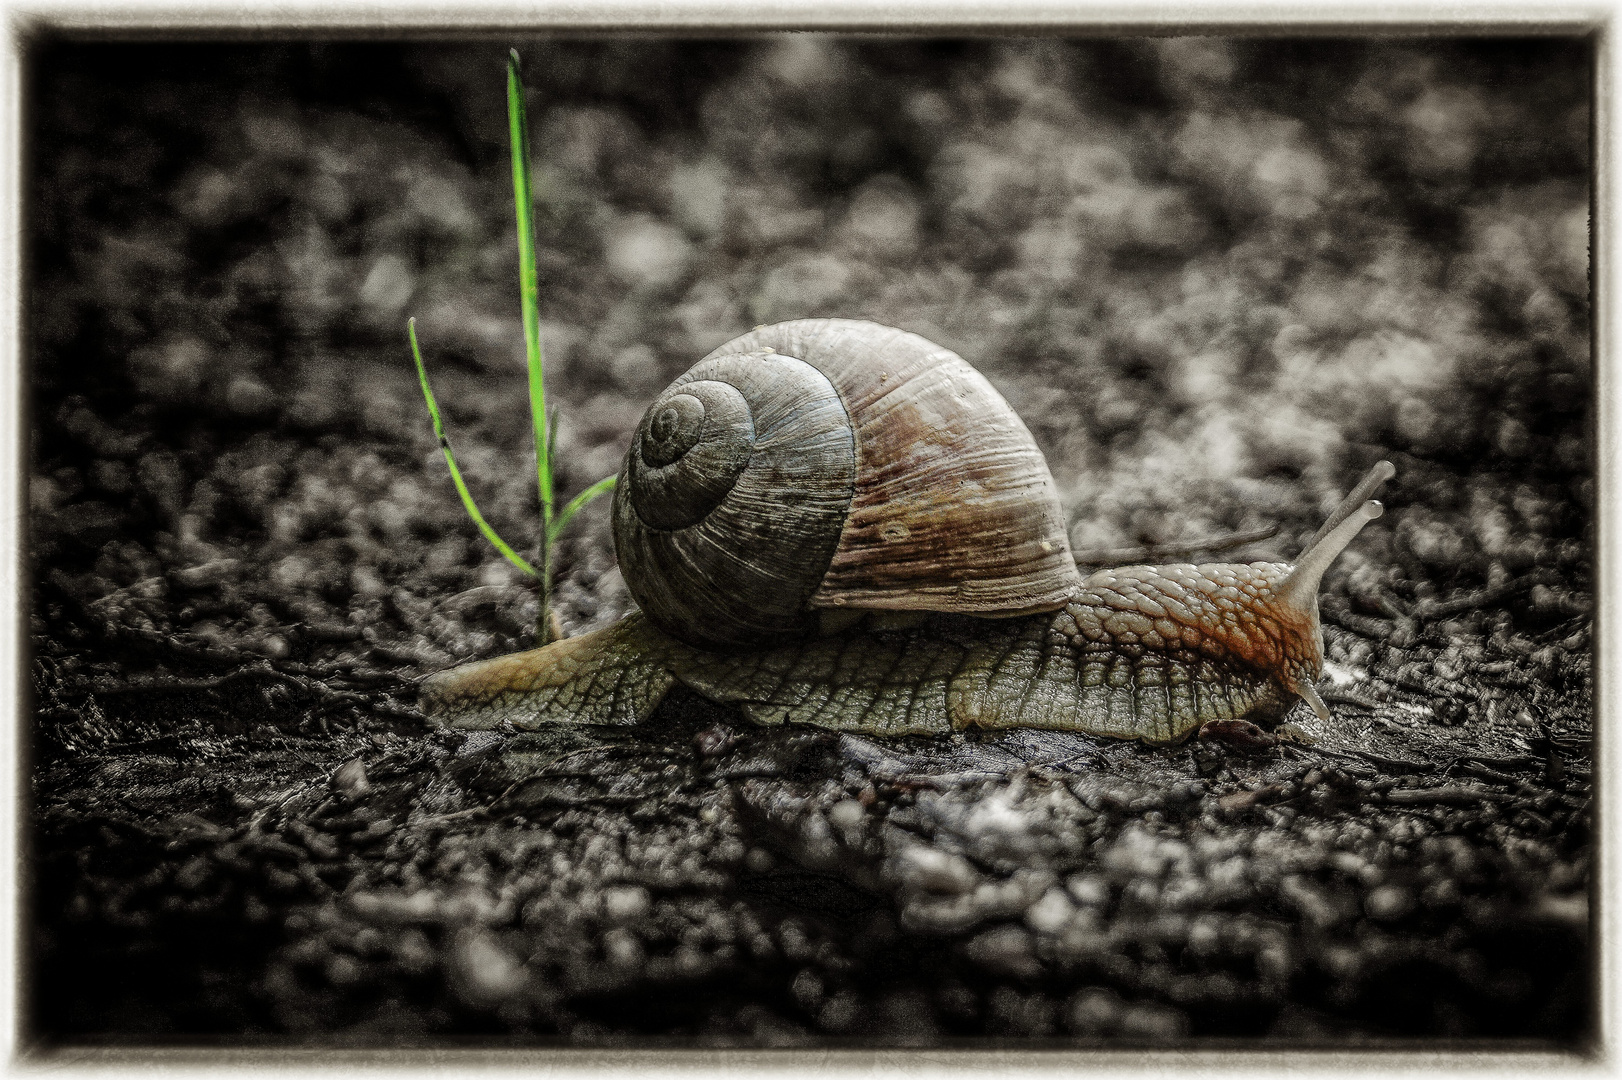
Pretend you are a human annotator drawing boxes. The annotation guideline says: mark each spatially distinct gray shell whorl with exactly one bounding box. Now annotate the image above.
[612,350,857,647]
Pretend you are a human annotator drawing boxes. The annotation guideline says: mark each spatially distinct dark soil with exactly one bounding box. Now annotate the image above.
[25,36,1592,1051]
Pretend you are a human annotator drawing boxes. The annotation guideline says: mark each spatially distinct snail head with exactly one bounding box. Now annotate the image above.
[1249,460,1396,724]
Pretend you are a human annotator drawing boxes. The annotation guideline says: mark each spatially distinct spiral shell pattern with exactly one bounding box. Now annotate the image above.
[613,351,858,647]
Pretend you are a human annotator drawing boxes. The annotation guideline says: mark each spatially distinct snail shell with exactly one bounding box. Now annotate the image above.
[613,320,1081,647]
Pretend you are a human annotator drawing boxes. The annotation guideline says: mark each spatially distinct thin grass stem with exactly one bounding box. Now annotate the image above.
[508,51,556,638]
[408,318,539,579]
[407,51,621,646]
[508,51,551,530]
[550,476,618,545]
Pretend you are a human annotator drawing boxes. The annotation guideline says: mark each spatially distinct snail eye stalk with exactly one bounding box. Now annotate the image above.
[1277,460,1395,615]
[1300,460,1396,556]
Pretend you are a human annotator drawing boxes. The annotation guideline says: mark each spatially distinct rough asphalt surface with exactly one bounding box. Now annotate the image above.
[27,38,1591,1048]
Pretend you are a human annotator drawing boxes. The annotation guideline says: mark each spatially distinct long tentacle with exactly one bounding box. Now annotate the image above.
[1300,459,1395,556]
[1279,499,1384,614]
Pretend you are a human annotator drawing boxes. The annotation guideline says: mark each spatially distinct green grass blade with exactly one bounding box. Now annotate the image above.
[549,475,617,546]
[409,318,539,579]
[508,50,552,534]
[546,402,559,475]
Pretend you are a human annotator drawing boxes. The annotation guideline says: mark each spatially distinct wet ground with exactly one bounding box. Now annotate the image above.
[25,37,1592,1050]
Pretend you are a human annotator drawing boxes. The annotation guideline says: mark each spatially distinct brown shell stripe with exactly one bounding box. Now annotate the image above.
[705,320,1080,618]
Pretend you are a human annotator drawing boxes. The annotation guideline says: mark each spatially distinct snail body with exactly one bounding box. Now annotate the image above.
[421,320,1392,745]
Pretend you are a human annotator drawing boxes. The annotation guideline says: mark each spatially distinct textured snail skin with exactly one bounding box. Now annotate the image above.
[420,560,1321,746]
[416,319,1389,744]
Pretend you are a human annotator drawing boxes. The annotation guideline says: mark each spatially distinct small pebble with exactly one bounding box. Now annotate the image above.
[603,927,645,969]
[895,847,979,895]
[1067,874,1110,907]
[1025,888,1076,934]
[1365,885,1415,921]
[693,725,736,757]
[1067,987,1123,1034]
[1117,1001,1189,1041]
[961,925,1040,980]
[330,758,371,799]
[790,968,824,1010]
[451,930,526,1007]
[602,885,651,922]
[817,990,860,1033]
[828,800,865,829]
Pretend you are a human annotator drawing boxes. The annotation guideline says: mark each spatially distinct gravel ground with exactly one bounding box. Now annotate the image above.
[26,37,1591,1050]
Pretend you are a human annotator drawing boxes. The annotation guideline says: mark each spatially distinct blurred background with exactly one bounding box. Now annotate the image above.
[25,35,1593,1044]
[29,36,1591,666]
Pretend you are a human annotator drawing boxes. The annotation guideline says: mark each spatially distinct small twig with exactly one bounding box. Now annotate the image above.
[1366,587,1418,639]
[1458,752,1543,772]
[299,624,366,644]
[491,783,645,813]
[1321,688,1383,711]
[364,702,435,725]
[1371,586,1414,621]
[1319,600,1398,640]
[414,807,489,827]
[705,765,789,782]
[1072,524,1280,566]
[65,665,308,697]
[1412,569,1561,620]
[1296,743,1437,774]
[528,743,683,773]
[62,594,407,691]
[1042,752,1104,773]
[54,637,430,727]
[1380,786,1517,806]
[1452,760,1537,789]
[1382,666,1472,700]
[81,734,184,757]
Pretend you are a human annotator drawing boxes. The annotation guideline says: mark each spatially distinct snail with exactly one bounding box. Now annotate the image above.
[420,319,1393,745]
